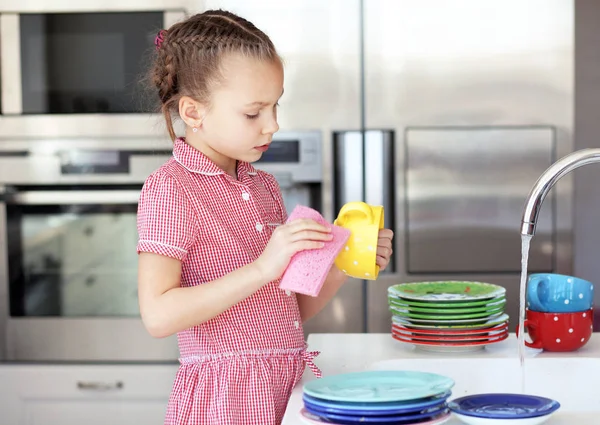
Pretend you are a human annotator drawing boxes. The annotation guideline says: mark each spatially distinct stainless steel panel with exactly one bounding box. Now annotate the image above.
[0,141,172,185]
[6,318,179,362]
[0,0,196,12]
[405,126,555,274]
[4,190,142,205]
[365,0,573,333]
[0,14,22,114]
[0,115,172,139]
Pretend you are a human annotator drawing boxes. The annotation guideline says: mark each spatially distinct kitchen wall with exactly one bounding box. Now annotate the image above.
[574,0,600,329]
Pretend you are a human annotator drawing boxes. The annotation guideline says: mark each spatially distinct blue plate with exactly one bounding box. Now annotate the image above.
[303,370,455,403]
[303,406,450,424]
[448,393,560,419]
[302,390,451,415]
[304,399,447,418]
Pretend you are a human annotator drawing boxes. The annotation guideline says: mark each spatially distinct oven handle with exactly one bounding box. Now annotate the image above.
[77,381,124,391]
[0,190,141,205]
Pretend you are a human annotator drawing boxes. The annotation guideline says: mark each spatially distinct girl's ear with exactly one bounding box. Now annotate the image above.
[178,96,208,128]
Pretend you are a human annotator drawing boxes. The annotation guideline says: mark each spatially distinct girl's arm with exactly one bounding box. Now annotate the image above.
[138,253,267,338]
[137,218,332,338]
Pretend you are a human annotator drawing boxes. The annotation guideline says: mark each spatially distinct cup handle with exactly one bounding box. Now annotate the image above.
[527,275,546,312]
[335,202,374,227]
[516,319,543,349]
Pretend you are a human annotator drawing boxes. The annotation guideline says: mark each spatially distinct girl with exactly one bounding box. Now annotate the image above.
[136,9,394,425]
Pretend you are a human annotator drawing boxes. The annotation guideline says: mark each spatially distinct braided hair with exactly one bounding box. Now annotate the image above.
[150,10,281,141]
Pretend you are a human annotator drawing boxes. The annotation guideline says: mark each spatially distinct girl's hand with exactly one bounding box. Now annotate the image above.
[254,219,332,283]
[376,228,394,271]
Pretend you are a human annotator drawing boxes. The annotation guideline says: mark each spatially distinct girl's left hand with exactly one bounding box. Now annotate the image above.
[376,229,394,271]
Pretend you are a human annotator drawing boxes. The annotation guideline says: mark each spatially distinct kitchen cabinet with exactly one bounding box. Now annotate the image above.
[0,364,178,425]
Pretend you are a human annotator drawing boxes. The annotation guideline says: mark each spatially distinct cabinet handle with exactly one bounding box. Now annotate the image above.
[77,381,124,391]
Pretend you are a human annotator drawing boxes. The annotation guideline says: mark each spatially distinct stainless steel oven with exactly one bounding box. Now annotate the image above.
[0,1,190,139]
[0,130,327,362]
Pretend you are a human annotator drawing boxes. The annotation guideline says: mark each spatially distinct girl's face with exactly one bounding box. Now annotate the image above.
[195,53,284,172]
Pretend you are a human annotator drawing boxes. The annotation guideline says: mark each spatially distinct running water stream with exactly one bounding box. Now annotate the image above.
[518,234,532,392]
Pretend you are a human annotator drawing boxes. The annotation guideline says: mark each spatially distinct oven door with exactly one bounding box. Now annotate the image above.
[0,186,179,362]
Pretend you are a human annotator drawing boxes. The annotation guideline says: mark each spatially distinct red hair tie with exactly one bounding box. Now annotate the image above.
[154,30,167,50]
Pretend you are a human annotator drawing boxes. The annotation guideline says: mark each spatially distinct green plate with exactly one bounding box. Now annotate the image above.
[389,305,504,320]
[388,298,506,314]
[388,295,506,309]
[389,281,506,302]
[392,313,509,329]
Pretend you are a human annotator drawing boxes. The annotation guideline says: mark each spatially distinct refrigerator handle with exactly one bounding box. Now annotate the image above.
[333,131,364,212]
[1,14,22,114]
[365,130,395,273]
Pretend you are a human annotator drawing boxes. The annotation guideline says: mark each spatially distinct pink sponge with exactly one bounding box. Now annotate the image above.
[279,205,351,297]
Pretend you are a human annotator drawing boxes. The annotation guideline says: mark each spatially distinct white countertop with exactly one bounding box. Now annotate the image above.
[282,332,600,425]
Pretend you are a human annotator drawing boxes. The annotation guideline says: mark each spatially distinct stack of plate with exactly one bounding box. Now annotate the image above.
[388,281,510,352]
[300,370,454,425]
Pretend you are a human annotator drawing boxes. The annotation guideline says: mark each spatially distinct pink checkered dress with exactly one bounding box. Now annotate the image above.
[136,138,321,425]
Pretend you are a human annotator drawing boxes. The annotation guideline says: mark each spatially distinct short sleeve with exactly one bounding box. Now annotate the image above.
[136,172,198,261]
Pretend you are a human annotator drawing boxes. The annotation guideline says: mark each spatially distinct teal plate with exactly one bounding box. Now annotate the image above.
[303,370,455,403]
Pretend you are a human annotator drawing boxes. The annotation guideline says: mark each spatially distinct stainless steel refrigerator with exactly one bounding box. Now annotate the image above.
[209,0,574,335]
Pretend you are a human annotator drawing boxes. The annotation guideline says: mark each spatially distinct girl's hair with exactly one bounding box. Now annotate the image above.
[150,10,281,141]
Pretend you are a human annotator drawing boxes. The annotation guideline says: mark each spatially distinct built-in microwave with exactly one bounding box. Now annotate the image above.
[0,1,191,139]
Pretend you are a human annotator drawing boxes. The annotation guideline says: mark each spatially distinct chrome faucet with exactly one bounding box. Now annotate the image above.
[521,148,600,236]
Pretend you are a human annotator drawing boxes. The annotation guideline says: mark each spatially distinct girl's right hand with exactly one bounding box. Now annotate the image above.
[254,219,333,283]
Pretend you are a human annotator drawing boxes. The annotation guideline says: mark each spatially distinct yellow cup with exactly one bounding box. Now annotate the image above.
[333,201,384,280]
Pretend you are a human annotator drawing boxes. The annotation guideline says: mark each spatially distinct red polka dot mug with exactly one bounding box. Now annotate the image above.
[516,308,594,352]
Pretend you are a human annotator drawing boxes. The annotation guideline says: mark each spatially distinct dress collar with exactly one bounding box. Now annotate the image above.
[172,137,257,177]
